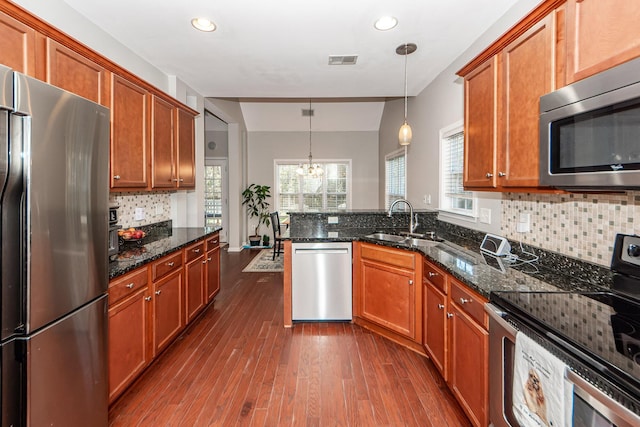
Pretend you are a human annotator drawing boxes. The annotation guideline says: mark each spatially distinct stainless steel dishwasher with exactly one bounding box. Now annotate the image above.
[291,242,352,321]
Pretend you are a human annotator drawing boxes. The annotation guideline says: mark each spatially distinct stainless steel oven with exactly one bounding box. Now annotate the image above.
[487,302,640,427]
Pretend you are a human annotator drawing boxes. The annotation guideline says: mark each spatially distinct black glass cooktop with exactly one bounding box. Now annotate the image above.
[491,282,640,398]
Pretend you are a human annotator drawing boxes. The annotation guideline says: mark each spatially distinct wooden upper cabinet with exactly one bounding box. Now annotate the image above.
[151,96,175,188]
[500,14,555,188]
[464,56,498,189]
[0,11,36,76]
[566,0,640,84]
[111,75,149,189]
[46,39,110,106]
[175,108,195,188]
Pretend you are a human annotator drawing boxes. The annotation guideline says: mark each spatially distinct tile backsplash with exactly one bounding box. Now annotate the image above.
[502,191,640,266]
[111,192,172,228]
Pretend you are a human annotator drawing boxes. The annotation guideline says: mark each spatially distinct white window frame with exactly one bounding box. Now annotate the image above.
[439,120,477,219]
[273,159,353,213]
[384,147,406,209]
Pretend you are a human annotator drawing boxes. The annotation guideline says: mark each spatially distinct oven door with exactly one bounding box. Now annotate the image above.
[486,303,640,427]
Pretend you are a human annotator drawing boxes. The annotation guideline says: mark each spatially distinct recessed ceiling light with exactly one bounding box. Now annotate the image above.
[374,16,398,31]
[191,17,216,32]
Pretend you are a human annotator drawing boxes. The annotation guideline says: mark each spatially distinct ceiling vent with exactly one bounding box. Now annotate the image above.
[301,108,314,117]
[328,55,358,65]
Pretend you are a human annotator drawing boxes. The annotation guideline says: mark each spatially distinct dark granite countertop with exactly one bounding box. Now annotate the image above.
[288,229,610,299]
[108,227,222,280]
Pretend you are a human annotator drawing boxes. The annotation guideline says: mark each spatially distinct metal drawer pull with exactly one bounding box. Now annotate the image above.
[207,257,212,261]
[179,178,184,182]
[145,296,152,302]
[485,172,493,178]
[408,280,413,285]
[172,178,179,182]
[447,312,454,318]
[459,298,470,304]
[113,175,121,180]
[166,262,175,267]
[428,272,438,278]
[126,283,135,289]
[155,290,161,295]
[193,248,201,253]
[498,171,506,177]
[202,260,207,264]
[437,304,445,309]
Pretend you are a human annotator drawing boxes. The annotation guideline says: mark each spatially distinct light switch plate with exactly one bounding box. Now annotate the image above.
[479,208,491,224]
[134,207,145,221]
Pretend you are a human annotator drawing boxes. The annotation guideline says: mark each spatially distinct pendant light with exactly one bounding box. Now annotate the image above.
[296,100,324,177]
[396,43,417,146]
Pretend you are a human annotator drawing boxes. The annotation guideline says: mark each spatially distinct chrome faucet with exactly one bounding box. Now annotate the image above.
[388,199,418,234]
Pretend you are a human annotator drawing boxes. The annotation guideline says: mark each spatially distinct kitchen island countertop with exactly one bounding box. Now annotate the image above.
[108,227,222,280]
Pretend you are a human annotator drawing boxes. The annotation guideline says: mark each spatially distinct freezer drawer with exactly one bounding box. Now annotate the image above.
[291,242,352,321]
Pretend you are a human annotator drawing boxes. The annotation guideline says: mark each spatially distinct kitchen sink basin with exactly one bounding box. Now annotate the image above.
[403,237,440,247]
[365,233,407,243]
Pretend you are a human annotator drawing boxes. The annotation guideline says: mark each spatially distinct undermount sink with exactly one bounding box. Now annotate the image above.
[365,233,407,243]
[403,237,440,247]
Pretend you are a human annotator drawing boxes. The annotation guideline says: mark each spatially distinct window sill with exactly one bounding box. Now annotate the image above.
[438,209,478,223]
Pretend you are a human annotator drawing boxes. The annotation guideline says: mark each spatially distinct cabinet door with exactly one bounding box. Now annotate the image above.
[206,246,220,302]
[151,96,175,188]
[566,0,640,84]
[185,255,205,323]
[152,269,183,356]
[423,282,447,379]
[464,56,498,188]
[111,75,149,189]
[46,39,109,106]
[449,304,489,427]
[175,108,195,188]
[360,260,415,340]
[0,11,36,76]
[108,287,151,403]
[500,15,554,188]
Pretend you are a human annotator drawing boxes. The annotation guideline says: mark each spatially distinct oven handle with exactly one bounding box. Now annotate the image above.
[485,303,517,340]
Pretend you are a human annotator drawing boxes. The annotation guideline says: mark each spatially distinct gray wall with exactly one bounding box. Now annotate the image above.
[248,130,379,212]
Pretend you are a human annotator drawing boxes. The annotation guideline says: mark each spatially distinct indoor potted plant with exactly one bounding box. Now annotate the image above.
[262,234,270,247]
[241,183,271,246]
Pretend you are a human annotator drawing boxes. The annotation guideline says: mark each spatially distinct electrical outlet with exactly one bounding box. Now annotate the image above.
[155,205,163,215]
[479,208,491,224]
[517,213,531,233]
[134,207,145,221]
[423,194,431,205]
[328,216,339,224]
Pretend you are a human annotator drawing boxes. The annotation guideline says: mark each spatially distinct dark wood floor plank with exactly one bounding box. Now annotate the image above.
[108,247,471,427]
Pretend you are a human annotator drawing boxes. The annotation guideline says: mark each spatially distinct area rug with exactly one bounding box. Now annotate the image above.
[242,249,284,272]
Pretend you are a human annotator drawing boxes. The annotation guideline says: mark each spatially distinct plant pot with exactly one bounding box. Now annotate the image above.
[249,235,261,246]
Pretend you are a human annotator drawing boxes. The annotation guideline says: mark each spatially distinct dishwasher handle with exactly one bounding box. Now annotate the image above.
[294,248,350,255]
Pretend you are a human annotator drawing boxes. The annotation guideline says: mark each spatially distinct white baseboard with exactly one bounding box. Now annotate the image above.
[227,245,244,252]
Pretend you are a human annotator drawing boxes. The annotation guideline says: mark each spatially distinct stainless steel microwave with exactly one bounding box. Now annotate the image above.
[539,56,640,190]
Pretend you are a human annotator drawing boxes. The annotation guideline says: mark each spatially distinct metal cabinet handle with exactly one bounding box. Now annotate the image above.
[207,257,212,261]
[447,312,454,318]
[167,262,175,267]
[428,272,438,278]
[408,280,413,285]
[437,304,445,310]
[145,296,152,302]
[126,283,135,289]
[155,290,161,295]
[459,298,470,304]
[179,178,184,182]
[202,260,207,264]
[172,178,179,182]
[113,175,121,180]
[485,172,493,178]
[498,171,506,177]
[193,248,201,253]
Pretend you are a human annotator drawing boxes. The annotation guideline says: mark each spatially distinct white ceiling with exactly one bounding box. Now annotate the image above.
[58,0,519,130]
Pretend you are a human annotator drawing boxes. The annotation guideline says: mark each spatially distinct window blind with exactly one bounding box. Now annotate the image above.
[385,151,406,209]
[442,131,474,212]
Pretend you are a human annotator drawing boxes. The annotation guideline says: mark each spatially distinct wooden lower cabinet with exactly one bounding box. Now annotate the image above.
[152,267,184,356]
[108,269,152,403]
[353,243,422,350]
[184,241,206,323]
[206,246,220,302]
[422,260,488,427]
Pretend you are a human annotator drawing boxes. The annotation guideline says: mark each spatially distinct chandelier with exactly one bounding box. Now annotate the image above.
[296,100,324,177]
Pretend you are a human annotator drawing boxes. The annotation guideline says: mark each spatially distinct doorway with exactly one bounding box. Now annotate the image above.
[204,110,229,243]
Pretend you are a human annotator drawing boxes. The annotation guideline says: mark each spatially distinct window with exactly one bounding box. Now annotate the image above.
[275,161,350,214]
[204,164,223,227]
[385,148,406,209]
[440,123,475,216]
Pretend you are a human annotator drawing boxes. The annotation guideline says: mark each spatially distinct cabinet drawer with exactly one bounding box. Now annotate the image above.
[360,243,415,270]
[109,267,148,306]
[423,259,447,294]
[151,251,183,281]
[184,242,205,263]
[206,233,220,251]
[450,279,488,329]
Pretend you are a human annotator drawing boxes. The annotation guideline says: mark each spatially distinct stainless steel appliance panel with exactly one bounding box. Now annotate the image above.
[26,295,107,427]
[291,242,352,321]
[1,338,22,427]
[13,73,110,333]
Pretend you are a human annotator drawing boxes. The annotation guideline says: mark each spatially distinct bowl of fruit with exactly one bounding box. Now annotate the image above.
[118,228,146,245]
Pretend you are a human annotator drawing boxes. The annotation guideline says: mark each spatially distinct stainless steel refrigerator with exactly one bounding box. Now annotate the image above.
[0,65,109,426]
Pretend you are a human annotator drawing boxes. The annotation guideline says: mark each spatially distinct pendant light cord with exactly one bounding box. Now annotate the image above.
[403,44,408,120]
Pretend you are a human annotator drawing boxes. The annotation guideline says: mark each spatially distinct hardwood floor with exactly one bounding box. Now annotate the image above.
[109,247,471,427]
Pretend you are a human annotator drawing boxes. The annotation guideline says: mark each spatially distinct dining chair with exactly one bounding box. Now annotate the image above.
[270,212,284,260]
